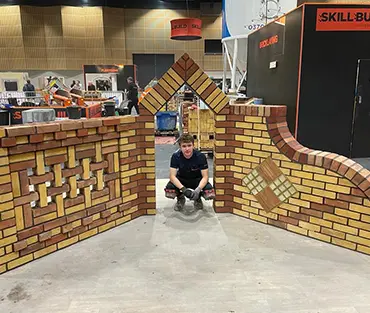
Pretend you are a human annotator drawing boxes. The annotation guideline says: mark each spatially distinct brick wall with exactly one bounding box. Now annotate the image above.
[214,104,370,255]
[0,109,155,274]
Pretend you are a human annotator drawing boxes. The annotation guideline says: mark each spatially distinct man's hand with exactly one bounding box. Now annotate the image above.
[181,187,194,199]
[190,187,201,200]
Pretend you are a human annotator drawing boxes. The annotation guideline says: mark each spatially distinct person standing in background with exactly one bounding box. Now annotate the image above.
[23,80,35,98]
[127,77,139,115]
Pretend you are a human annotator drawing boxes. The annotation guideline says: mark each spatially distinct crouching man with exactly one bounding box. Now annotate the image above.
[164,133,215,211]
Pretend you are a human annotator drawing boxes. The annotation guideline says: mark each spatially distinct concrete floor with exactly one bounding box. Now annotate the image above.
[1,143,370,312]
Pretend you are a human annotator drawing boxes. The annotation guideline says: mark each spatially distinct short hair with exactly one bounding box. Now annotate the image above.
[27,80,31,84]
[127,77,133,82]
[178,133,194,145]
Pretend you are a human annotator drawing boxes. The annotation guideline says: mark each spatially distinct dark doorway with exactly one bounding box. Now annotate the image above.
[351,59,370,159]
[133,54,174,89]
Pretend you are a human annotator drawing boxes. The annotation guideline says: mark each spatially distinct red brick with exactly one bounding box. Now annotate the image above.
[102,146,118,155]
[39,231,52,242]
[83,134,103,144]
[9,144,36,155]
[1,137,16,147]
[44,217,67,231]
[23,204,33,228]
[132,209,146,219]
[119,202,132,212]
[0,183,12,194]
[338,193,363,204]
[55,131,67,140]
[10,160,36,172]
[76,149,96,160]
[91,188,109,200]
[18,224,44,240]
[60,121,83,131]
[104,172,119,182]
[6,125,35,137]
[45,233,68,247]
[77,177,97,189]
[20,242,45,257]
[14,240,28,251]
[101,209,112,218]
[107,212,123,222]
[64,195,85,208]
[70,225,87,237]
[300,208,323,218]
[88,218,106,229]
[289,212,309,222]
[82,216,94,226]
[30,134,44,143]
[62,166,83,178]
[77,129,89,137]
[87,203,106,216]
[83,119,103,128]
[62,137,83,147]
[268,219,287,229]
[90,161,108,171]
[33,203,57,218]
[37,140,61,150]
[29,172,54,185]
[103,117,121,126]
[62,223,73,233]
[66,210,87,223]
[106,198,122,209]
[279,215,299,226]
[103,132,119,140]
[14,192,39,206]
[353,173,366,186]
[352,188,366,197]
[48,184,70,197]
[35,123,60,134]
[310,202,334,213]
[0,218,16,230]
[45,154,67,166]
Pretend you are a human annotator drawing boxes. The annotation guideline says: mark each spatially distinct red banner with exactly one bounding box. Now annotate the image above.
[316,8,370,31]
[170,18,202,40]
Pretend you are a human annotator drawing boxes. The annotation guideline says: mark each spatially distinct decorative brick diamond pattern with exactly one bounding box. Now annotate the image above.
[242,157,297,212]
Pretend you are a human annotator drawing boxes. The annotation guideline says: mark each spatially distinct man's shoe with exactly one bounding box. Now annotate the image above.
[175,196,185,211]
[194,198,203,210]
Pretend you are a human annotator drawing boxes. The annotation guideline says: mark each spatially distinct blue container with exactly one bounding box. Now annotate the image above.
[254,98,263,104]
[156,111,177,131]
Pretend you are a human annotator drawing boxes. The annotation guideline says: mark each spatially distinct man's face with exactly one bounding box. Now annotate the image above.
[180,141,194,159]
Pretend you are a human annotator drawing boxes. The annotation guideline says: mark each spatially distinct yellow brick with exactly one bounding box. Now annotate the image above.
[253,123,267,130]
[123,193,138,203]
[15,206,24,230]
[309,231,331,242]
[45,147,67,157]
[121,169,138,178]
[34,245,57,259]
[120,130,136,137]
[216,115,226,121]
[146,148,155,154]
[67,146,75,168]
[215,201,224,207]
[216,128,225,134]
[363,199,370,208]
[309,216,332,228]
[312,188,336,199]
[2,210,14,219]
[287,224,308,236]
[66,131,76,138]
[230,165,242,173]
[295,185,312,194]
[272,207,288,216]
[58,236,78,249]
[233,148,252,157]
[145,135,155,142]
[120,143,137,152]
[147,209,156,215]
[0,252,19,265]
[0,157,9,166]
[241,205,258,214]
[147,197,155,203]
[323,213,347,225]
[313,174,338,184]
[92,195,110,206]
[215,177,225,184]
[233,208,249,218]
[72,220,81,228]
[346,234,370,247]
[119,138,129,145]
[88,128,97,135]
[0,174,11,185]
[249,213,267,223]
[250,201,262,209]
[281,201,301,212]
[8,254,33,270]
[3,226,16,237]
[215,165,225,172]
[359,229,370,239]
[244,129,262,137]
[15,136,28,144]
[349,203,370,214]
[272,153,290,161]
[235,135,252,142]
[357,245,370,255]
[145,122,154,128]
[302,179,325,189]
[291,170,313,179]
[333,223,358,235]
[252,150,271,159]
[51,227,61,236]
[245,116,262,123]
[301,193,323,204]
[335,208,360,220]
[0,166,9,176]
[325,184,350,194]
[299,221,320,232]
[80,228,98,240]
[141,167,155,174]
[5,245,12,254]
[146,161,155,167]
[242,155,260,164]
[38,184,48,207]
[9,152,35,164]
[281,161,302,170]
[215,140,225,147]
[243,142,260,150]
[252,137,271,145]
[302,165,325,174]
[147,185,155,191]
[338,178,355,187]
[27,235,38,245]
[236,122,253,129]
[326,170,340,177]
[102,139,118,148]
[349,220,370,231]
[0,235,16,248]
[289,176,301,185]
[234,172,245,180]
[99,221,115,232]
[259,210,278,219]
[116,215,131,225]
[0,192,13,203]
[361,215,370,223]
[261,145,279,153]
[35,212,57,224]
[0,148,7,157]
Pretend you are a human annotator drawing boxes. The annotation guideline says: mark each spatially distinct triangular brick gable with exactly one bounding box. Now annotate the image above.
[140,53,229,115]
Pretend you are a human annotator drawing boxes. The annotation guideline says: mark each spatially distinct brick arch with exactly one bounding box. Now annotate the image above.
[140,53,229,115]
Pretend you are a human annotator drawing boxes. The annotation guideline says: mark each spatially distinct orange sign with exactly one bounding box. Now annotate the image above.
[316,8,370,31]
[259,35,279,49]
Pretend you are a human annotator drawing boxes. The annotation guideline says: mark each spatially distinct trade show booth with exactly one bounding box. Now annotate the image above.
[247,3,370,158]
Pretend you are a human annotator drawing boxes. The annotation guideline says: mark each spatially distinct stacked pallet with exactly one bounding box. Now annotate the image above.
[188,108,215,151]
[181,101,196,133]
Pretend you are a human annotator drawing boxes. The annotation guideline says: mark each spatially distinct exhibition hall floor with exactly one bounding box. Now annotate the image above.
[0,144,370,312]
